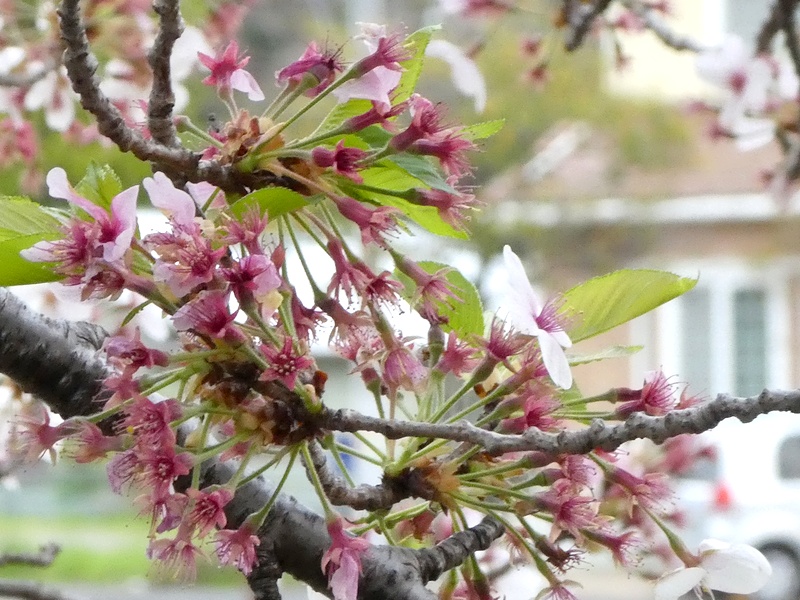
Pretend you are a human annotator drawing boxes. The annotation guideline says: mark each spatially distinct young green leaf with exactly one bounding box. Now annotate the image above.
[562,269,697,342]
[460,120,505,141]
[229,187,311,219]
[567,345,643,366]
[394,25,441,103]
[0,196,64,286]
[75,162,124,211]
[397,261,484,338]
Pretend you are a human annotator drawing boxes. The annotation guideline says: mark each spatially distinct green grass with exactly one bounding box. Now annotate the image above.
[0,514,243,585]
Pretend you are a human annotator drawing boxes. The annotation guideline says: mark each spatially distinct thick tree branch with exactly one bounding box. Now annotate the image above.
[0,290,501,599]
[563,0,613,51]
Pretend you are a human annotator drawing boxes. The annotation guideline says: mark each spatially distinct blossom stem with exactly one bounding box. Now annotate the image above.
[191,413,214,489]
[192,432,250,464]
[255,66,360,151]
[301,442,334,517]
[463,480,532,502]
[335,440,384,466]
[175,116,224,149]
[458,458,528,481]
[429,373,484,424]
[349,431,386,460]
[284,216,326,299]
[238,446,293,487]
[250,447,299,525]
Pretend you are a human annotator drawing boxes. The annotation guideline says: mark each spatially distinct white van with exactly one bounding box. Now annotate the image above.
[674,412,800,600]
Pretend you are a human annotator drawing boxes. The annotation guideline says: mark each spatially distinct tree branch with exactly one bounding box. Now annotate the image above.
[320,390,800,456]
[56,0,282,194]
[620,0,702,52]
[563,0,613,51]
[0,544,60,568]
[304,440,436,511]
[147,0,184,148]
[0,581,78,600]
[0,289,500,599]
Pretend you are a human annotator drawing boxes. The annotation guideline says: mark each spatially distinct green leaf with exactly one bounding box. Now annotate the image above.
[0,196,65,286]
[369,191,467,239]
[461,119,505,141]
[0,234,62,285]
[229,187,310,219]
[398,261,484,338]
[386,155,455,192]
[121,300,153,328]
[75,162,124,211]
[562,269,697,342]
[315,98,374,135]
[394,25,441,103]
[0,196,63,237]
[567,345,643,366]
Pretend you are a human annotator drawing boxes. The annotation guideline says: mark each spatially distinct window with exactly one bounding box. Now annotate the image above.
[659,266,789,399]
[778,435,800,479]
[724,0,771,46]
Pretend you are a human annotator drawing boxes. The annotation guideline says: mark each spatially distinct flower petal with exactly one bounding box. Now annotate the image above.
[502,245,543,332]
[654,567,706,600]
[143,172,196,227]
[538,331,573,389]
[701,542,772,594]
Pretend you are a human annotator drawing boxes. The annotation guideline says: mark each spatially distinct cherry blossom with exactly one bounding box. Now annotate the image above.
[655,539,772,600]
[695,35,794,151]
[322,517,371,600]
[276,42,344,97]
[198,40,264,101]
[502,245,572,389]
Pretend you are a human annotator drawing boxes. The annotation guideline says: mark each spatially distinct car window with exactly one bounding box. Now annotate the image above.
[778,435,800,479]
[677,453,718,481]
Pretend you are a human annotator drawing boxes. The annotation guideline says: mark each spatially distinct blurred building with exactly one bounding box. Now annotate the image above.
[480,0,800,400]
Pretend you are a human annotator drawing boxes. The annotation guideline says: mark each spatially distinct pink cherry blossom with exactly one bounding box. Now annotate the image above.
[259,337,315,390]
[312,140,369,182]
[276,42,344,97]
[215,520,261,575]
[198,40,264,101]
[322,517,370,600]
[23,167,138,267]
[186,486,234,538]
[172,290,244,342]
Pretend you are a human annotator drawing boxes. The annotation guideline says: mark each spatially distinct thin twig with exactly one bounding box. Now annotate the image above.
[0,581,77,600]
[147,0,184,148]
[564,0,613,51]
[321,389,800,456]
[620,0,703,52]
[0,544,60,568]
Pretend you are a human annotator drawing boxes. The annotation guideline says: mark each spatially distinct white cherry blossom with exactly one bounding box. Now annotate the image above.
[655,539,772,600]
[502,245,572,389]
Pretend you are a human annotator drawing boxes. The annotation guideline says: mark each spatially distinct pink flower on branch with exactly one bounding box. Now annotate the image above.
[312,140,369,182]
[330,195,400,247]
[322,516,370,600]
[215,519,261,575]
[23,167,138,266]
[198,40,264,101]
[186,486,234,538]
[258,337,314,390]
[172,290,245,343]
[276,42,344,97]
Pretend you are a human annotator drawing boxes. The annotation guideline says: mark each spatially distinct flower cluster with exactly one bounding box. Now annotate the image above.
[8,16,771,600]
